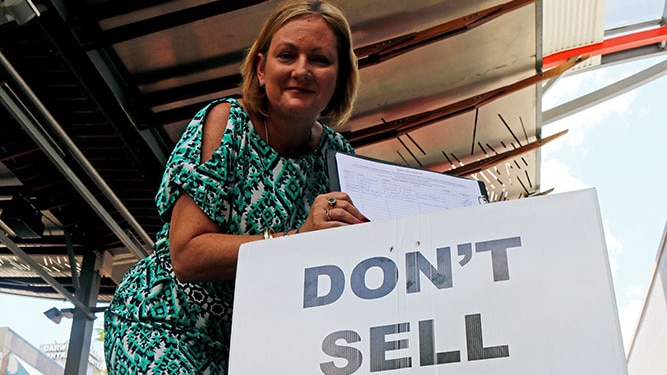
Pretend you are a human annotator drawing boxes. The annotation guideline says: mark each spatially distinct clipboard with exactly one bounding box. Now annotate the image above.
[327,150,488,221]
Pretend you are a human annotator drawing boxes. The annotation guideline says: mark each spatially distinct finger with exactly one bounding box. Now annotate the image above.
[325,192,356,207]
[327,206,368,224]
[330,199,369,223]
[308,193,368,230]
[331,192,368,222]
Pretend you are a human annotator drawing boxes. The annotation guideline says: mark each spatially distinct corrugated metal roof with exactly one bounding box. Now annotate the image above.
[543,0,607,69]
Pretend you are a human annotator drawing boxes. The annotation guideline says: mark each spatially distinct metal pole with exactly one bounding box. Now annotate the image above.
[0,83,149,259]
[0,50,154,251]
[0,230,95,320]
[64,252,101,375]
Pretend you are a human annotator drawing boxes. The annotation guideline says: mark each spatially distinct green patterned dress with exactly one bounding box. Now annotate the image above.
[104,98,354,374]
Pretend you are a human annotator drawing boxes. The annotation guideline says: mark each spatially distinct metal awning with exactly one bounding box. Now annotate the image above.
[2,0,665,305]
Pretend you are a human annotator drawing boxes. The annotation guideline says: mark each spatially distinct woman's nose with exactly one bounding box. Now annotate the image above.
[292,56,312,80]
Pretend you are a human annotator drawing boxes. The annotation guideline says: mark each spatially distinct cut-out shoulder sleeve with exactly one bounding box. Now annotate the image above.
[155,98,244,227]
[201,102,231,163]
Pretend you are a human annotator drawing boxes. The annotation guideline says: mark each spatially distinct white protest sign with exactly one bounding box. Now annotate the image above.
[229,188,627,375]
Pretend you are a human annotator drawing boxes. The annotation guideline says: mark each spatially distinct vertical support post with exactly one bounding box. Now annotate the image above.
[0,350,9,375]
[64,252,101,375]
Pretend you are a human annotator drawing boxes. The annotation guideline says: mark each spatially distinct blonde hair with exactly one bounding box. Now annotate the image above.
[240,0,358,127]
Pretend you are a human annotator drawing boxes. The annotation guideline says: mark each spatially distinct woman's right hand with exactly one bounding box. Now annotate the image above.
[298,192,369,233]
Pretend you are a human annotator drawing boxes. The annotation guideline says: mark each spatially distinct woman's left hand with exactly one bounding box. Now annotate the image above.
[298,192,369,233]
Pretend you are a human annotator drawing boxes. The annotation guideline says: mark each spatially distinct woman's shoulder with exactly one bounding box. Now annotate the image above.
[320,123,354,153]
[201,97,247,122]
[197,97,253,136]
[165,97,251,164]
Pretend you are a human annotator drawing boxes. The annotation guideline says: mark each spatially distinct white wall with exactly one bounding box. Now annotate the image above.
[626,223,667,375]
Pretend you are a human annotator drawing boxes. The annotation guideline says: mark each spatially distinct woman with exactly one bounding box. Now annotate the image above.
[104,0,367,373]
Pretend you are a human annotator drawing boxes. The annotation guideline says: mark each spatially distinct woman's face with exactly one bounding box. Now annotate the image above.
[257,15,339,122]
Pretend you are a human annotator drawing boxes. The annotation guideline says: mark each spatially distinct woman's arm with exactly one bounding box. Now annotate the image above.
[169,102,258,282]
[169,102,368,283]
[170,192,261,282]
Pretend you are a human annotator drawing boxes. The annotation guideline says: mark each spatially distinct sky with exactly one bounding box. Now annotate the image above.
[1,0,666,371]
[539,0,667,352]
[541,55,667,351]
[0,294,106,360]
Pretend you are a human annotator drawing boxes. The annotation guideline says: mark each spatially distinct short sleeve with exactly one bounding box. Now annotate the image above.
[155,98,240,227]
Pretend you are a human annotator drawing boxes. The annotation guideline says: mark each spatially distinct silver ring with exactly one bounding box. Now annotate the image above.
[325,208,331,221]
[327,197,337,207]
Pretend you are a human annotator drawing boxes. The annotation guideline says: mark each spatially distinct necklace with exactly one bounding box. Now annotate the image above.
[259,117,312,235]
[263,118,271,148]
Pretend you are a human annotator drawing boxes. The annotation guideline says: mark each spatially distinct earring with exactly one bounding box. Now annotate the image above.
[258,80,265,89]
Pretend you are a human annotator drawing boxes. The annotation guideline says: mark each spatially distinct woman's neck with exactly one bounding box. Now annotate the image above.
[263,115,320,158]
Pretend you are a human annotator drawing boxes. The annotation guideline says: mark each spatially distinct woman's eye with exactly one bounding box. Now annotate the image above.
[311,56,331,66]
[277,52,294,61]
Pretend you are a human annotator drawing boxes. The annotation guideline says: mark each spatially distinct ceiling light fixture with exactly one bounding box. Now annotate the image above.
[43,307,107,324]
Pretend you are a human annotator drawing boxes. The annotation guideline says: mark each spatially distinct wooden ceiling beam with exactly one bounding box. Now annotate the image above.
[344,55,588,147]
[355,0,536,68]
[432,129,569,176]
